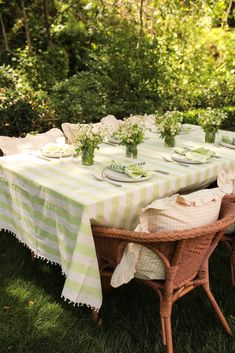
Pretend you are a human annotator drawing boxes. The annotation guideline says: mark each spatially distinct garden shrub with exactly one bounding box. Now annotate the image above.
[50,72,107,124]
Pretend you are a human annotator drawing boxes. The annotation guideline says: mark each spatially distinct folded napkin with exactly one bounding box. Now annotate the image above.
[109,160,150,179]
[221,136,235,145]
[173,146,215,163]
[41,143,75,155]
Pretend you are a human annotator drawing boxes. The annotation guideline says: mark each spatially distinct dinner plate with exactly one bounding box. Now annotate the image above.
[104,168,153,183]
[108,137,121,144]
[41,150,75,158]
[219,141,235,149]
[178,128,191,135]
[171,153,211,164]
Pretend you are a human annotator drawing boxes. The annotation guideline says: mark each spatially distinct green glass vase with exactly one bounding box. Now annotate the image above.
[125,144,138,159]
[164,134,175,148]
[205,130,216,144]
[81,146,95,166]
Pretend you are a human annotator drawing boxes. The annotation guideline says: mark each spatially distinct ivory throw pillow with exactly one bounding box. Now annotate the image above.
[0,128,64,155]
[218,166,235,234]
[139,188,226,232]
[26,128,64,149]
[100,115,121,132]
[0,135,36,155]
[111,187,227,288]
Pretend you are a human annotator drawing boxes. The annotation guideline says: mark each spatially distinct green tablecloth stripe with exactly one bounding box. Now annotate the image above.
[0,190,82,241]
[0,178,85,223]
[0,166,85,209]
[65,279,101,297]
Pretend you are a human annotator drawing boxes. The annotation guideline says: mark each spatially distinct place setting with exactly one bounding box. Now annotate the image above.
[163,146,220,166]
[92,159,171,187]
[219,136,235,149]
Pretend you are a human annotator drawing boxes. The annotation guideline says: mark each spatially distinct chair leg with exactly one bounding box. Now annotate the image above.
[160,316,166,346]
[91,309,103,328]
[164,316,173,353]
[231,246,235,286]
[231,262,235,286]
[202,285,232,335]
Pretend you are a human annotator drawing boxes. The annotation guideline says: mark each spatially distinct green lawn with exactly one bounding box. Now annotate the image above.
[0,230,234,353]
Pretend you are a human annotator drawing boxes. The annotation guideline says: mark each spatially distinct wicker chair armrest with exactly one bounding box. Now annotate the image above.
[223,194,235,201]
[92,200,235,243]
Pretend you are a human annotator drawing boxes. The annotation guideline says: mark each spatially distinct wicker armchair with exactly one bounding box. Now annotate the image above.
[92,200,235,353]
[222,194,235,286]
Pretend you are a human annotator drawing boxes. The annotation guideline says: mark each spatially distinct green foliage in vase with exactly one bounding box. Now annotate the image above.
[156,110,183,139]
[115,119,145,146]
[197,107,228,133]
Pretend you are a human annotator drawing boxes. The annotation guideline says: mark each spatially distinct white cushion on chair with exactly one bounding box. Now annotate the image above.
[25,128,64,149]
[100,115,121,132]
[62,122,102,143]
[0,128,64,155]
[218,166,235,234]
[111,188,226,288]
[139,188,225,232]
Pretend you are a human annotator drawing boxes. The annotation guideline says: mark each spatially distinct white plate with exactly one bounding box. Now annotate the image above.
[41,151,75,158]
[104,168,152,183]
[220,141,235,149]
[171,153,211,164]
[178,128,191,135]
[108,137,121,144]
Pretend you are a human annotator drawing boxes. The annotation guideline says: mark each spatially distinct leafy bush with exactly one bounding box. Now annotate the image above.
[89,24,161,117]
[0,100,38,137]
[15,46,69,92]
[50,72,107,124]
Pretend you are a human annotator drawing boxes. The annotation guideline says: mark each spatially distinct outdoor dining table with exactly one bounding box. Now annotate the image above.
[0,124,234,311]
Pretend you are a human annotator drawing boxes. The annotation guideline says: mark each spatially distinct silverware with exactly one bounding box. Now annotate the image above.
[92,174,122,187]
[162,156,189,167]
[153,169,170,175]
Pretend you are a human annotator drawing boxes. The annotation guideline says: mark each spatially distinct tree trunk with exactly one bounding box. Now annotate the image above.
[0,12,10,52]
[20,0,32,50]
[221,0,233,29]
[43,0,52,48]
[137,0,144,48]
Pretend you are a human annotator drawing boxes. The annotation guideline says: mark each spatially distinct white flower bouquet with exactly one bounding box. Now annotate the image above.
[115,119,145,158]
[73,123,107,165]
[197,108,227,133]
[155,110,183,138]
[115,119,145,146]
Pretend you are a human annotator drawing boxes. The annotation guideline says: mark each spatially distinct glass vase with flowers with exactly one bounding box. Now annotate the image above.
[156,110,183,147]
[115,119,145,159]
[73,123,107,165]
[197,107,227,143]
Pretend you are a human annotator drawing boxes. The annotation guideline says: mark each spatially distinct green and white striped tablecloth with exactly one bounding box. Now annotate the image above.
[0,124,234,310]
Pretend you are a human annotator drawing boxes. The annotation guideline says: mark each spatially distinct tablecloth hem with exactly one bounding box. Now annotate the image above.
[61,295,100,312]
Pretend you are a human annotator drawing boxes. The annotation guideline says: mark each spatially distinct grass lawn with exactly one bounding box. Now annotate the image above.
[0,230,234,353]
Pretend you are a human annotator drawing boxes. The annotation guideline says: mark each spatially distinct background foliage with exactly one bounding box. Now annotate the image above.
[0,0,235,136]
